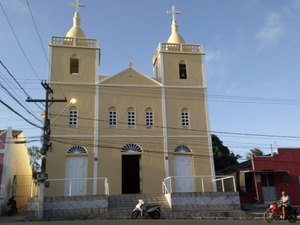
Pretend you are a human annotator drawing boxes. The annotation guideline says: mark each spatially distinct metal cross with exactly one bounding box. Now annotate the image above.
[128,56,133,67]
[70,0,85,13]
[167,5,181,21]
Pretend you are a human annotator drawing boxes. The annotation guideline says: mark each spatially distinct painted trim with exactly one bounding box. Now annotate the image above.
[160,54,170,179]
[93,50,100,194]
[49,81,206,89]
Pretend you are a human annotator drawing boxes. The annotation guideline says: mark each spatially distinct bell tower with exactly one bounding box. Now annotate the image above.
[152,6,215,185]
[46,0,101,195]
[152,5,205,87]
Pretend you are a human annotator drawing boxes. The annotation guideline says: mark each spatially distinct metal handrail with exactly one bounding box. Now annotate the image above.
[162,175,236,194]
[31,177,109,197]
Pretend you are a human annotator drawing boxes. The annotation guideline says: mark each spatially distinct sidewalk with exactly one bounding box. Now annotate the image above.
[0,204,270,222]
[0,211,265,222]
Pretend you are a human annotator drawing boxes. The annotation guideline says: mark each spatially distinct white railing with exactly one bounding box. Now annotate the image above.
[153,42,203,64]
[31,177,109,197]
[51,36,98,48]
[162,175,236,194]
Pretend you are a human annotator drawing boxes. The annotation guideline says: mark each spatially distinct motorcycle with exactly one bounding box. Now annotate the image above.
[264,201,297,223]
[131,199,161,219]
[7,196,17,216]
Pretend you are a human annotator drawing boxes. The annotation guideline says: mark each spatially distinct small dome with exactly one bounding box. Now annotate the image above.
[166,6,185,44]
[66,26,85,38]
[66,12,86,38]
[167,23,185,44]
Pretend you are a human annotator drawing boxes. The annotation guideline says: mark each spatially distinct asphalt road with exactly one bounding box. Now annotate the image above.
[1,219,297,225]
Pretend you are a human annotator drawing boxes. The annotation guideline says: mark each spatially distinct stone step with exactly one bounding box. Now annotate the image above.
[28,192,246,220]
[107,193,171,219]
[108,194,170,208]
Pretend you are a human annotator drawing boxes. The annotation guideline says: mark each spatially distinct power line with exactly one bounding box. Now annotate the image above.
[0,98,42,129]
[25,0,48,63]
[0,80,42,123]
[0,1,41,81]
[49,82,300,107]
[48,112,300,140]
[0,60,44,111]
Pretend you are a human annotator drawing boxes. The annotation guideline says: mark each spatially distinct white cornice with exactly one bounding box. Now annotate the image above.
[49,81,206,89]
[51,134,208,138]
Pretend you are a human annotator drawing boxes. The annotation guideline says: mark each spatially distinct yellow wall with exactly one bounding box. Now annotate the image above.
[45,37,214,196]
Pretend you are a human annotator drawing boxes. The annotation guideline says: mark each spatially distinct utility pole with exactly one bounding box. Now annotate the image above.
[27,80,67,219]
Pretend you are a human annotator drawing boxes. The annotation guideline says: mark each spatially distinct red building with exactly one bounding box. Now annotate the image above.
[251,148,300,204]
[219,148,300,205]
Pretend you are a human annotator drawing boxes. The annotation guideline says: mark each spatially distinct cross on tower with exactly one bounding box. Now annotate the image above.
[70,0,85,13]
[167,5,181,21]
[128,56,133,67]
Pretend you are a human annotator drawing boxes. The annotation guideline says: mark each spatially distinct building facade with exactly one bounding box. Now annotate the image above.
[219,148,300,205]
[45,4,215,196]
[0,128,32,214]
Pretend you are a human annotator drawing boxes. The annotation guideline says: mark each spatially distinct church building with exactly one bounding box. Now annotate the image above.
[45,3,215,196]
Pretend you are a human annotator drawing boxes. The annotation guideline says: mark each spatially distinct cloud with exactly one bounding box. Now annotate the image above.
[255,12,284,49]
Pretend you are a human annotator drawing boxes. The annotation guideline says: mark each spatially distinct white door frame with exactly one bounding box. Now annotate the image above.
[174,154,195,192]
[65,156,88,196]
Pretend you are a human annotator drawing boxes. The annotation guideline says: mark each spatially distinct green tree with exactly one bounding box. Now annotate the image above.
[211,134,240,171]
[27,146,42,176]
[246,148,264,159]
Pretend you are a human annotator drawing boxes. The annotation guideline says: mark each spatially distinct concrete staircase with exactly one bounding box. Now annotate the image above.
[108,193,171,219]
[27,192,246,220]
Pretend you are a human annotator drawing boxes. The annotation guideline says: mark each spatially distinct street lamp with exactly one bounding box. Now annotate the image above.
[37,97,77,219]
[49,98,77,127]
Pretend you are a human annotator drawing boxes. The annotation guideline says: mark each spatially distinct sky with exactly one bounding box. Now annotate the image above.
[0,0,300,161]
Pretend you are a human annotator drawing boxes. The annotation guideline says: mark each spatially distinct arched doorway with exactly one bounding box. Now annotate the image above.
[173,145,195,192]
[121,144,142,194]
[64,146,88,196]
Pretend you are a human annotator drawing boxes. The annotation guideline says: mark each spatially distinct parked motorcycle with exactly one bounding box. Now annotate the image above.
[7,196,17,216]
[131,199,161,219]
[264,201,297,223]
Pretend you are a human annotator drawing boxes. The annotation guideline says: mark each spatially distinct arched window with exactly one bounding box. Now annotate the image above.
[174,145,191,153]
[179,60,187,79]
[181,108,189,128]
[145,107,153,129]
[67,145,87,154]
[69,106,78,128]
[127,107,135,128]
[109,107,117,128]
[121,143,142,153]
[70,55,79,75]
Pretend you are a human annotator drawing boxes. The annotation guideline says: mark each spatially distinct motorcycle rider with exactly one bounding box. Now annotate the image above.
[279,190,291,219]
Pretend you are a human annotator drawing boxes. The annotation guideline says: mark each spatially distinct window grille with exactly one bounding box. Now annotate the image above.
[146,110,153,128]
[69,108,78,128]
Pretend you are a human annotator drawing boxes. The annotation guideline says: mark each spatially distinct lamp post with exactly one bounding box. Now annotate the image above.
[37,97,76,219]
[26,81,76,219]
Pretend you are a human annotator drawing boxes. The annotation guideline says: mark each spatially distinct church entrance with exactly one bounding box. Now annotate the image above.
[65,156,87,196]
[174,155,195,192]
[122,155,141,194]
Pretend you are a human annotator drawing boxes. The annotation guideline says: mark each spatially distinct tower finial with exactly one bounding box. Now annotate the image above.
[128,56,133,68]
[167,5,181,22]
[70,0,85,13]
[66,0,86,37]
[166,5,185,44]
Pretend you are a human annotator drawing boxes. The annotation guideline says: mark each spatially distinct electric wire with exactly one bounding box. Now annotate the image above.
[0,98,42,129]
[0,80,42,123]
[0,1,41,81]
[25,0,68,97]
